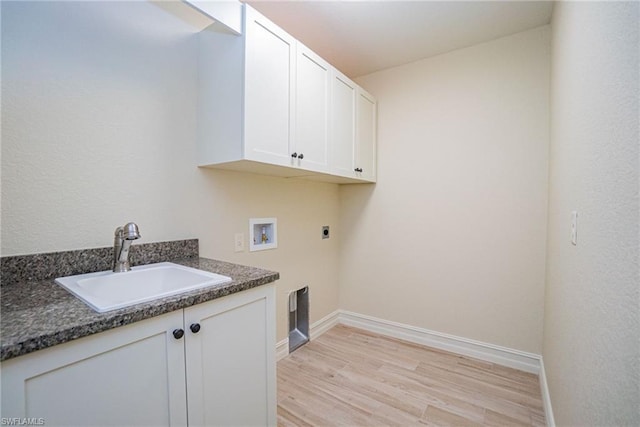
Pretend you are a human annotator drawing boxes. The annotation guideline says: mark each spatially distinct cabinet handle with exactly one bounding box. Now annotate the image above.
[190,323,201,334]
[354,168,363,173]
[298,153,304,160]
[291,152,298,158]
[172,329,184,340]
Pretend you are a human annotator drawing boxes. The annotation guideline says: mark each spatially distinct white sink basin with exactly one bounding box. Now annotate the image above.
[55,262,232,313]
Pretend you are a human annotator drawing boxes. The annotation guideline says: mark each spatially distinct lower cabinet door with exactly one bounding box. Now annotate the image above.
[184,285,276,427]
[0,310,188,426]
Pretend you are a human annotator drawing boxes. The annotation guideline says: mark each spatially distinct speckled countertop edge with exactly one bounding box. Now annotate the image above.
[0,257,279,361]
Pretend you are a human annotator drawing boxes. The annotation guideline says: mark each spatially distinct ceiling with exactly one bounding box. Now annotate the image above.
[244,1,553,78]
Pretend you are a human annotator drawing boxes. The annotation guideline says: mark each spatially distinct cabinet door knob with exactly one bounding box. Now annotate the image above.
[172,329,184,340]
[298,153,304,159]
[190,323,201,334]
[291,152,298,158]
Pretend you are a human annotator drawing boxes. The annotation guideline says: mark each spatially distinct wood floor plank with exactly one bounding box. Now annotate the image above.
[484,409,532,427]
[278,375,374,426]
[420,405,485,427]
[277,325,546,426]
[278,361,383,415]
[277,405,314,427]
[454,362,541,395]
[316,329,421,371]
[415,363,542,420]
[336,363,427,417]
[377,364,486,423]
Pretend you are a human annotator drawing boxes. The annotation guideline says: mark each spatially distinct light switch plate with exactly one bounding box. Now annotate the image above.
[571,211,578,245]
[234,233,244,252]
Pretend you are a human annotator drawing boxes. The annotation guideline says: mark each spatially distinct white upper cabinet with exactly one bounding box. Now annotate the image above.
[183,0,243,34]
[355,88,377,182]
[244,7,295,167]
[197,4,376,183]
[330,69,357,177]
[198,6,296,171]
[330,71,378,182]
[294,43,331,173]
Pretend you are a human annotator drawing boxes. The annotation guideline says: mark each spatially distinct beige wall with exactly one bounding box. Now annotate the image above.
[10,13,638,425]
[197,170,340,345]
[0,1,340,342]
[342,26,550,354]
[544,2,639,425]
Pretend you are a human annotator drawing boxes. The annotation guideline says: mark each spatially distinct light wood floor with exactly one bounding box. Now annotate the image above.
[277,325,545,426]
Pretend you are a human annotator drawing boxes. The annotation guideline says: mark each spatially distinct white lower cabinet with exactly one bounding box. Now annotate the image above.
[1,310,188,426]
[184,286,276,426]
[0,285,276,427]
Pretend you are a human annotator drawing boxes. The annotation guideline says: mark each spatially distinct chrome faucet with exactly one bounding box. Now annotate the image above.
[112,222,141,272]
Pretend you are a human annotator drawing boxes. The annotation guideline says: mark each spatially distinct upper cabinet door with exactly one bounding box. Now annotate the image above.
[244,7,295,167]
[355,88,377,182]
[330,69,357,177]
[294,43,331,173]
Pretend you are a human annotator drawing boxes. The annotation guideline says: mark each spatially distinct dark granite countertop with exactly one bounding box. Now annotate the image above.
[0,257,279,361]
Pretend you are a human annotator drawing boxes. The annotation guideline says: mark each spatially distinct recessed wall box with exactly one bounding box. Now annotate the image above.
[288,286,309,353]
[249,218,277,252]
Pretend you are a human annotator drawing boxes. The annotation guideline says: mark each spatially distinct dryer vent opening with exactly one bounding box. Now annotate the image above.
[288,286,309,353]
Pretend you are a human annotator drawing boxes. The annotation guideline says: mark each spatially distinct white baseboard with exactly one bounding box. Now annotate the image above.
[338,310,541,374]
[278,309,551,423]
[278,309,542,375]
[539,357,556,427]
[275,338,289,361]
[310,310,340,340]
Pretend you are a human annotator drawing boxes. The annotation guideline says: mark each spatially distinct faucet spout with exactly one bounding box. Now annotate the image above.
[113,222,141,272]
